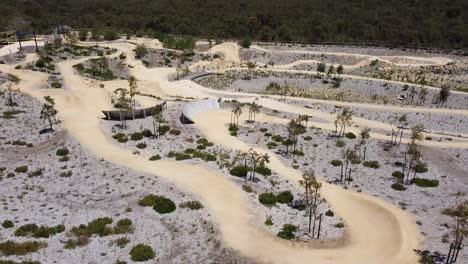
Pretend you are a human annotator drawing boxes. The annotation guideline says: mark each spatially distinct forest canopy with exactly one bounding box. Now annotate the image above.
[0,0,466,49]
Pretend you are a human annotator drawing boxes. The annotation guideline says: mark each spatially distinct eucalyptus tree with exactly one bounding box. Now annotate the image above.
[40,96,58,130]
[299,169,322,237]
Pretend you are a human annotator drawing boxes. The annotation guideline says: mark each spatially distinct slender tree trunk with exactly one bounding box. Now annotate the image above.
[363,146,367,160]
[308,205,312,234]
[398,130,403,146]
[317,214,322,239]
[340,164,344,183]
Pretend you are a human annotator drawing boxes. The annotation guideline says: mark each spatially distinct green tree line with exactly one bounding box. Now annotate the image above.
[0,0,466,49]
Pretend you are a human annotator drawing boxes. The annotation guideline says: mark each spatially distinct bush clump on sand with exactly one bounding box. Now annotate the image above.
[0,241,47,256]
[345,132,356,139]
[229,165,248,177]
[130,244,155,262]
[331,160,342,166]
[335,140,346,147]
[167,151,191,161]
[136,143,147,149]
[149,154,161,161]
[2,220,14,228]
[130,132,144,141]
[414,163,429,173]
[277,224,298,240]
[258,193,277,206]
[113,133,128,143]
[412,178,439,188]
[264,216,273,226]
[180,201,203,210]
[56,148,69,156]
[255,166,272,176]
[363,161,380,169]
[267,142,278,149]
[391,183,407,191]
[392,171,404,179]
[14,166,28,173]
[276,191,294,204]
[242,185,253,193]
[169,129,181,136]
[138,195,176,214]
[325,209,334,217]
[14,224,65,238]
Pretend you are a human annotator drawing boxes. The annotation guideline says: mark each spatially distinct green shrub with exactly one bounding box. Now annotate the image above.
[345,132,356,139]
[115,237,130,248]
[330,160,342,167]
[259,128,268,133]
[276,191,294,204]
[138,195,160,207]
[130,132,144,141]
[264,216,273,226]
[180,201,203,210]
[0,241,47,256]
[167,151,191,160]
[255,166,272,176]
[242,185,253,193]
[334,223,345,228]
[169,129,181,136]
[266,142,278,149]
[271,135,284,143]
[335,140,346,147]
[303,136,312,141]
[325,210,334,217]
[114,219,133,234]
[0,260,40,264]
[130,244,155,262]
[292,150,304,156]
[259,193,277,206]
[152,197,176,214]
[414,163,428,173]
[363,161,380,169]
[51,82,62,88]
[159,125,171,135]
[136,143,147,149]
[412,178,439,188]
[113,133,128,143]
[141,129,153,138]
[277,224,297,240]
[392,171,404,179]
[229,165,248,177]
[14,166,28,173]
[391,183,407,191]
[70,217,115,237]
[2,220,14,228]
[56,148,69,156]
[149,155,161,161]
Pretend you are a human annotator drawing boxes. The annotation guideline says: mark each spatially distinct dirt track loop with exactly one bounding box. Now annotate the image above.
[4,40,464,263]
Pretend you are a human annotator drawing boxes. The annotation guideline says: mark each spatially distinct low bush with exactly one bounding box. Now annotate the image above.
[276,191,294,204]
[51,82,62,88]
[345,132,356,139]
[0,241,47,256]
[271,135,284,143]
[292,150,304,156]
[28,168,43,177]
[136,143,147,149]
[149,155,161,161]
[264,216,273,226]
[303,136,312,141]
[59,156,70,162]
[146,196,176,214]
[167,151,191,161]
[56,148,69,156]
[255,166,272,176]
[330,160,342,167]
[259,128,268,133]
[334,223,345,228]
[14,166,28,173]
[180,201,203,210]
[113,133,128,143]
[159,125,171,135]
[14,224,65,238]
[336,140,346,147]
[392,171,404,179]
[363,160,380,169]
[0,260,40,264]
[412,178,439,188]
[414,163,429,173]
[141,129,153,138]
[2,220,14,228]
[266,142,278,149]
[259,193,277,206]
[114,219,133,234]
[229,166,248,177]
[391,183,407,191]
[242,185,253,193]
[130,244,155,262]
[115,237,130,248]
[169,129,181,136]
[130,132,144,141]
[325,210,334,217]
[277,224,297,240]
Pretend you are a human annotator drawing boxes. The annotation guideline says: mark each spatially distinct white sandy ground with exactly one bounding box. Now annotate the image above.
[250,45,453,67]
[0,40,45,57]
[0,42,423,264]
[1,40,466,263]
